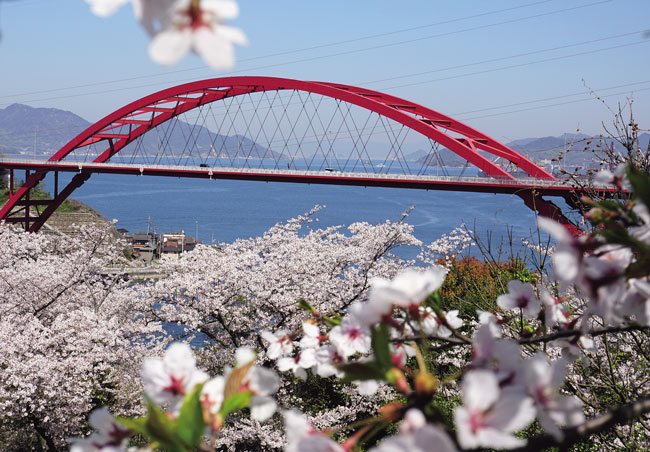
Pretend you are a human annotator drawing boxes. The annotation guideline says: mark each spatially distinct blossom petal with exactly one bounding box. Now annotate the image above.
[250,395,277,422]
[192,27,235,70]
[149,28,192,66]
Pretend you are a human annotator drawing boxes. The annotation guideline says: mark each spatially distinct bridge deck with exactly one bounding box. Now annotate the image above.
[0,159,616,197]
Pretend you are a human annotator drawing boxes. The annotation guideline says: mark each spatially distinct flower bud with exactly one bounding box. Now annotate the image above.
[414,371,438,396]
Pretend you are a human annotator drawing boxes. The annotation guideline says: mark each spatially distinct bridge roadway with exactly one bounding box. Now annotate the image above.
[0,158,616,197]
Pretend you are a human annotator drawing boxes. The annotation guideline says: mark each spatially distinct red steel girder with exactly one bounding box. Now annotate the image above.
[3,76,562,232]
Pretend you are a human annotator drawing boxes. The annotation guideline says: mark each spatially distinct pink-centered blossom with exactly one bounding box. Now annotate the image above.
[621,278,650,325]
[497,280,541,319]
[524,353,585,439]
[141,342,209,409]
[277,349,316,380]
[419,307,463,337]
[370,409,457,452]
[261,329,294,359]
[369,267,447,311]
[329,303,371,358]
[140,0,248,70]
[200,376,226,415]
[284,409,345,452]
[540,289,569,327]
[538,217,586,284]
[234,347,280,422]
[454,370,535,449]
[312,345,345,378]
[69,408,131,452]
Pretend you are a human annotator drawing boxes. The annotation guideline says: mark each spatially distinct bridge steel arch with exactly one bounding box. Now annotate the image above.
[1,76,558,232]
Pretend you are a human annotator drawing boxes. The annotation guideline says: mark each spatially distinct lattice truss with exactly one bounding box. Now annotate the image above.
[63,89,466,176]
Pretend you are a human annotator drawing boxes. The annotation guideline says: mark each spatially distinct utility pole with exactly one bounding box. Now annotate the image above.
[195,220,198,241]
[147,216,151,235]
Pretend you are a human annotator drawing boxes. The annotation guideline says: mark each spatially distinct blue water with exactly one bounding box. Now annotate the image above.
[42,171,560,259]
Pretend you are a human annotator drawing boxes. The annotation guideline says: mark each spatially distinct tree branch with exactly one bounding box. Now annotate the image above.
[420,325,650,352]
[509,397,650,452]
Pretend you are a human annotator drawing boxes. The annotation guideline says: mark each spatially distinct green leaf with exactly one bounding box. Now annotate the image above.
[297,298,316,314]
[219,391,252,418]
[339,362,385,382]
[426,291,443,309]
[176,383,206,448]
[145,399,185,452]
[323,316,341,327]
[371,324,392,372]
[627,165,650,212]
[114,416,147,437]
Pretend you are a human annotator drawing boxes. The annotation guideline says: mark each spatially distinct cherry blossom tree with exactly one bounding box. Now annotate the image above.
[0,223,165,450]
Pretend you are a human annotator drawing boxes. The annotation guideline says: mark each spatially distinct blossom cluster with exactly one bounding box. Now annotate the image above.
[71,343,280,451]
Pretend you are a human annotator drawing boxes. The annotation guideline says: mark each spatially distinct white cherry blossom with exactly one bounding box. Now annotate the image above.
[312,345,345,378]
[69,408,130,452]
[84,0,130,17]
[277,349,316,380]
[368,267,447,311]
[419,307,463,337]
[283,409,345,452]
[621,278,650,325]
[235,348,281,422]
[262,329,294,359]
[477,310,503,337]
[631,202,650,244]
[524,353,585,439]
[538,217,586,284]
[540,289,569,327]
[142,0,248,70]
[454,370,535,449]
[141,342,209,408]
[370,409,457,452]
[299,321,324,350]
[329,304,371,358]
[497,280,541,319]
[201,376,226,415]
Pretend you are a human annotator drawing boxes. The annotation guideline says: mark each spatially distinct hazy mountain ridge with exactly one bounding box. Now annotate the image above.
[414,133,650,168]
[0,103,278,160]
[2,103,648,167]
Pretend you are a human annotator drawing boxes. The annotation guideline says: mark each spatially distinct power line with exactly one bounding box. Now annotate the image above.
[451,80,650,116]
[0,0,556,99]
[378,39,650,91]
[361,29,644,85]
[458,86,650,122]
[2,28,642,114]
[1,0,612,103]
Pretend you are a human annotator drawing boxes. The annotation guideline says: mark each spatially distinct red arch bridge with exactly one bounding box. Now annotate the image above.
[0,76,616,233]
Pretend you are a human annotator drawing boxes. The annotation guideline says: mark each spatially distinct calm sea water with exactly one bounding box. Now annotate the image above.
[42,171,561,260]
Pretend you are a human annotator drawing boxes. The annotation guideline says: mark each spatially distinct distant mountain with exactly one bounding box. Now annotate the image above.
[415,132,650,169]
[0,103,91,155]
[416,148,467,167]
[505,133,650,168]
[0,103,279,160]
[403,149,429,162]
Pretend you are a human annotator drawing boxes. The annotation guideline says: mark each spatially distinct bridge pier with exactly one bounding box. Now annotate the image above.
[516,191,580,235]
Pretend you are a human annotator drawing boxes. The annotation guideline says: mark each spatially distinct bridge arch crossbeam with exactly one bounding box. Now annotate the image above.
[1,76,557,232]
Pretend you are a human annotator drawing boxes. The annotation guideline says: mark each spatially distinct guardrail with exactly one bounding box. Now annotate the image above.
[0,158,615,190]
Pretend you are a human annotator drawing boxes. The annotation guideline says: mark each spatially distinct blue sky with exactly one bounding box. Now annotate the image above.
[1,0,649,141]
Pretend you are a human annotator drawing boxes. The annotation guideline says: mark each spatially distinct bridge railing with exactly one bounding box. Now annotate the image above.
[0,157,616,190]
